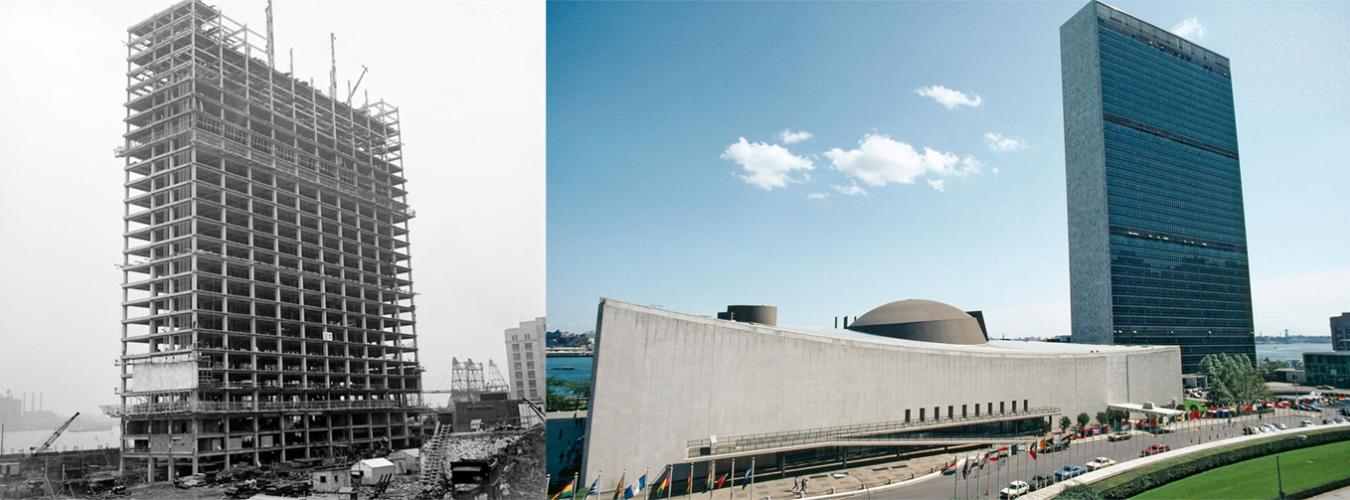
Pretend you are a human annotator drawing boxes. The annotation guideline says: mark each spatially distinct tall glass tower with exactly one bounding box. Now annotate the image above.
[1061,1,1255,373]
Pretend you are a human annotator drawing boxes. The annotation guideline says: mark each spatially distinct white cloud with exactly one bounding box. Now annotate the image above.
[823,134,981,189]
[983,132,1028,152]
[915,84,982,109]
[777,129,813,144]
[720,137,814,190]
[806,192,830,201]
[927,179,946,192]
[1172,16,1206,41]
[832,184,867,197]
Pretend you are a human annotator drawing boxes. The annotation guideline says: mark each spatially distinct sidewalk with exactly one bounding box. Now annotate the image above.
[663,449,957,500]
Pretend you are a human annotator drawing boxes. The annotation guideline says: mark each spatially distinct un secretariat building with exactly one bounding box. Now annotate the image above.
[1061,1,1256,373]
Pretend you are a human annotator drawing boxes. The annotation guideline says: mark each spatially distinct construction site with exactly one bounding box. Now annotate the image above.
[0,0,545,497]
[114,0,420,485]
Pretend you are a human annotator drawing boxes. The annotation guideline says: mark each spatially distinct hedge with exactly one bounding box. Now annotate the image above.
[1091,427,1350,499]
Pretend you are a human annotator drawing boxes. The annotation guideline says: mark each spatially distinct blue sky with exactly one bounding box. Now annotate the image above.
[547,1,1349,336]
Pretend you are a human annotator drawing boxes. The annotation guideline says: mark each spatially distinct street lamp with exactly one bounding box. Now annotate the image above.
[1276,435,1309,500]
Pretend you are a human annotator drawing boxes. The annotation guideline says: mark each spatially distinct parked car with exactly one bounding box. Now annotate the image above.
[1333,417,1347,424]
[1028,475,1053,491]
[1317,385,1334,390]
[1054,465,1086,481]
[1140,444,1171,457]
[1300,420,1315,427]
[1107,432,1131,442]
[1000,481,1030,499]
[1086,457,1117,471]
[1275,422,1288,430]
[1242,427,1256,435]
[1046,440,1071,452]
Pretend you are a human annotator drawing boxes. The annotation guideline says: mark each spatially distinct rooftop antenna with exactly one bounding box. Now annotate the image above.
[329,33,337,98]
[265,0,275,68]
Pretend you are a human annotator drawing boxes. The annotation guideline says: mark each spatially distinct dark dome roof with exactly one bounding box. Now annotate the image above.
[848,299,987,345]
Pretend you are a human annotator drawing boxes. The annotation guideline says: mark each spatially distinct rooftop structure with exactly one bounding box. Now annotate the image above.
[114,0,420,481]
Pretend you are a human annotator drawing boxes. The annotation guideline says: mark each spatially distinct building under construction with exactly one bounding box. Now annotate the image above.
[113,0,420,481]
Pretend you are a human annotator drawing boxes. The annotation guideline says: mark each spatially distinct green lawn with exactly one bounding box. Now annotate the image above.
[1135,440,1350,499]
[1183,398,1207,408]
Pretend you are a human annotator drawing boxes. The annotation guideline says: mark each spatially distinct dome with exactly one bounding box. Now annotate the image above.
[847,299,987,345]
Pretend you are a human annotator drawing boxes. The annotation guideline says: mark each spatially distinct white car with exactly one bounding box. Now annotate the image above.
[999,480,1030,499]
[1300,420,1315,427]
[1086,457,1117,471]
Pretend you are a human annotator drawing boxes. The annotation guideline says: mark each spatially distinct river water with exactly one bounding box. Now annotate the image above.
[1,427,120,455]
[1255,342,1332,363]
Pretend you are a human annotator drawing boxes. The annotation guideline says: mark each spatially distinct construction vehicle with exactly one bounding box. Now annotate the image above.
[28,413,79,458]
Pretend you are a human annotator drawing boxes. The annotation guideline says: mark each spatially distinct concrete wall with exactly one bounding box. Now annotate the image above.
[131,361,198,392]
[1062,1,1114,346]
[581,300,1180,492]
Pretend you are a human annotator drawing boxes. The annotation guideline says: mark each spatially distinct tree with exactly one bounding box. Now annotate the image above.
[1076,412,1091,430]
[1059,416,1072,433]
[1095,411,1108,426]
[1199,353,1273,406]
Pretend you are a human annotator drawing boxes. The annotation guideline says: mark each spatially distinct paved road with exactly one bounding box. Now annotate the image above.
[891,407,1332,499]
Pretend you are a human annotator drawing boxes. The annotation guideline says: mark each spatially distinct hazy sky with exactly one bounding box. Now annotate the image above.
[0,0,544,415]
[548,1,1349,336]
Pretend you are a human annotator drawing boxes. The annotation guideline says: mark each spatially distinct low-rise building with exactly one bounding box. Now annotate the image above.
[579,298,1182,494]
[1304,352,1350,388]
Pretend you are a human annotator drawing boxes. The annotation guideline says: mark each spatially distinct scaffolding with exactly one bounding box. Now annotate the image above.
[117,0,421,482]
[448,358,510,403]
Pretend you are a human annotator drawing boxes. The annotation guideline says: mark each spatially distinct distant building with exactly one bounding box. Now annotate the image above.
[505,317,547,404]
[1332,313,1350,352]
[1303,352,1350,389]
[1061,1,1255,372]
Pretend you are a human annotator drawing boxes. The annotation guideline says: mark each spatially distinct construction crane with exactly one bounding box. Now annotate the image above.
[30,412,79,456]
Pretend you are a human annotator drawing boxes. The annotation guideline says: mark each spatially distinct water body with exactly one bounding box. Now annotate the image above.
[1255,342,1332,363]
[1,427,121,455]
[547,355,593,385]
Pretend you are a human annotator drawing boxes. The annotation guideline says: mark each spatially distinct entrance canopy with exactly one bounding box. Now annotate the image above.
[1109,403,1184,418]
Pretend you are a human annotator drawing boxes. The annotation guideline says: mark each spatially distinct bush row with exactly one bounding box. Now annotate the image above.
[1093,427,1350,499]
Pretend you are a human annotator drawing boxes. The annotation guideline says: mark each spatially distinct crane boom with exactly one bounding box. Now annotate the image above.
[31,412,79,456]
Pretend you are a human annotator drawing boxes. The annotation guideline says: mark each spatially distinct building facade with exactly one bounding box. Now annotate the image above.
[1304,352,1350,389]
[580,299,1181,494]
[505,317,547,405]
[1061,1,1255,372]
[116,1,421,481]
[1331,313,1350,352]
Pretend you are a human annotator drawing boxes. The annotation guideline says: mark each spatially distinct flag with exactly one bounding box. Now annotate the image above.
[741,463,753,488]
[623,485,634,499]
[656,470,671,495]
[1029,442,1037,460]
[634,473,646,496]
[612,473,625,500]
[551,479,575,500]
[587,477,599,497]
[716,473,728,489]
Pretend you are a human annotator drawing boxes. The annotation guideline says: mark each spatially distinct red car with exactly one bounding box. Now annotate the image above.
[1140,444,1171,457]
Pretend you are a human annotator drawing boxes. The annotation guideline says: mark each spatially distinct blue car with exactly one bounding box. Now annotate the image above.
[1054,465,1086,481]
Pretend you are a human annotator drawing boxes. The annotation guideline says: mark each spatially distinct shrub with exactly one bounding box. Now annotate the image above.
[1059,484,1105,500]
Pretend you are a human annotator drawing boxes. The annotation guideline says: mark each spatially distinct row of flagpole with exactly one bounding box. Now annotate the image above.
[550,458,756,500]
[550,400,1327,500]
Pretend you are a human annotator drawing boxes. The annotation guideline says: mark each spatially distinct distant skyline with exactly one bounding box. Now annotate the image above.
[548,2,1349,337]
[0,0,544,415]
